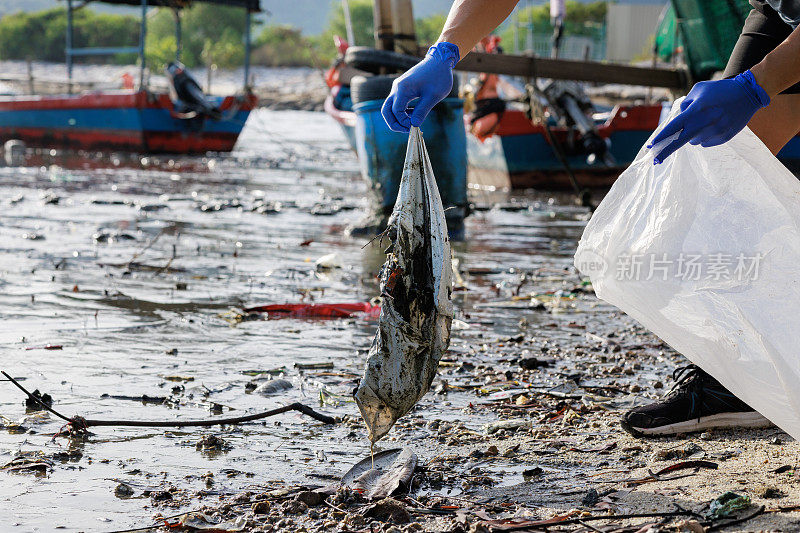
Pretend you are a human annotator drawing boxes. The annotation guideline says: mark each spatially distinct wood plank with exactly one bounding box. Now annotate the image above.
[456,52,688,90]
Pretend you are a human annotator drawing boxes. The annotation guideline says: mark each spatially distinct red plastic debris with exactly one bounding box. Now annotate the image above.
[244,302,380,319]
[25,344,63,351]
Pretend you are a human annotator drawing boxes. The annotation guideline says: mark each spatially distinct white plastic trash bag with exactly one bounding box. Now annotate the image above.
[575,99,800,439]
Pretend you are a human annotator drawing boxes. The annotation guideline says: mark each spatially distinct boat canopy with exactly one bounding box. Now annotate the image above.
[63,0,259,92]
[68,0,261,12]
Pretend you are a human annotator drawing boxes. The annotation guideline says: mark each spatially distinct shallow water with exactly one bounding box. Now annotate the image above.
[0,109,592,531]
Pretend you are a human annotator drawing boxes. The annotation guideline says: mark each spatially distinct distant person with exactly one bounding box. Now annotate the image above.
[550,0,565,58]
[382,0,800,437]
[121,73,134,90]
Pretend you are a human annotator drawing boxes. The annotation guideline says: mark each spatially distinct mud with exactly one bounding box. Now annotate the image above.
[0,108,798,533]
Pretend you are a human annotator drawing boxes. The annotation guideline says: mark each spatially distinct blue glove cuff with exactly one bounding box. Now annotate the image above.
[734,70,771,108]
[427,42,460,69]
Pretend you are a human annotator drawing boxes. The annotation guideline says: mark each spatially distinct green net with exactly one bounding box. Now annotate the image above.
[654,4,679,63]
[656,0,751,79]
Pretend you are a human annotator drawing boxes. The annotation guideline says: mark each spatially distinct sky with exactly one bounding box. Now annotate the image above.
[0,1,666,35]
[266,1,455,34]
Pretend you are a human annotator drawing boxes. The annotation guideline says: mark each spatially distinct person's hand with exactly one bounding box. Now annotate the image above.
[381,42,460,133]
[650,70,770,164]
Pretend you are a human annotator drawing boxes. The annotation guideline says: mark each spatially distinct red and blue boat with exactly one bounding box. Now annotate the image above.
[467,100,800,190]
[0,0,259,154]
[461,35,663,192]
[325,36,666,199]
[463,37,800,190]
[0,90,256,153]
[466,104,664,190]
[325,40,469,237]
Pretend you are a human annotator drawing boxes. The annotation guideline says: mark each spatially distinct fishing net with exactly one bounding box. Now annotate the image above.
[667,0,750,79]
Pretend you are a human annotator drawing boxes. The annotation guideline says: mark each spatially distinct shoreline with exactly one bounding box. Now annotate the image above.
[122,268,800,533]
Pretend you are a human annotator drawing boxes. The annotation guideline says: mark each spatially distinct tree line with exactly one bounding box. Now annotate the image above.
[0,1,606,70]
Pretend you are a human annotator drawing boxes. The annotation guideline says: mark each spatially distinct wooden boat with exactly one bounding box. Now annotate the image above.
[467,100,800,190]
[467,104,663,191]
[0,90,256,154]
[325,43,468,238]
[324,85,357,152]
[0,0,260,154]
[463,33,800,190]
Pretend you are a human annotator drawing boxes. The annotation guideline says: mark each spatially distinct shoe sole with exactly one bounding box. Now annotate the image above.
[621,411,772,438]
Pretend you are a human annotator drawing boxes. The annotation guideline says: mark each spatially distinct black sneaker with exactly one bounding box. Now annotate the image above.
[621,364,771,437]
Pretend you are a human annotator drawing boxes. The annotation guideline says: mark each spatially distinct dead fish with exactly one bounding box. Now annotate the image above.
[253,378,293,396]
[93,229,136,243]
[342,448,417,500]
[310,203,341,216]
[354,127,453,443]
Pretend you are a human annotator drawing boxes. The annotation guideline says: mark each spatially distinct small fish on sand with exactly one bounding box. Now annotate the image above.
[254,379,293,396]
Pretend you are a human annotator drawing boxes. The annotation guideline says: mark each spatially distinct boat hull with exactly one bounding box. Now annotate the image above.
[0,90,255,154]
[326,89,468,238]
[468,105,662,190]
[469,105,800,190]
[325,90,358,152]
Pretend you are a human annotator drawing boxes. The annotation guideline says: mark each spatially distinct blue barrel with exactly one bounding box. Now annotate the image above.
[352,97,468,236]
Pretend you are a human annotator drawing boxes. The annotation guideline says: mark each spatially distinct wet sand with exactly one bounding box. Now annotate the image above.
[0,108,797,533]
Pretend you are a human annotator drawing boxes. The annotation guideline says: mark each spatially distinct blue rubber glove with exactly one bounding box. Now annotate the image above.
[650,70,770,164]
[381,42,460,133]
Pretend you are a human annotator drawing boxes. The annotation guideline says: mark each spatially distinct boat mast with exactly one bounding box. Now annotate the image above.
[174,8,182,62]
[373,0,394,50]
[244,8,251,90]
[65,0,146,93]
[342,0,355,46]
[372,0,416,54]
[66,0,74,94]
[390,0,416,55]
[139,0,147,89]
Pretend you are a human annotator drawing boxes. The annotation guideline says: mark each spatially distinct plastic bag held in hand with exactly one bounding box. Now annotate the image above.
[575,99,800,439]
[381,42,460,133]
[650,70,770,164]
[355,127,453,442]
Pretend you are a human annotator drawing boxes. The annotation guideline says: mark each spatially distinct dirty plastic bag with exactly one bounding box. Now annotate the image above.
[575,99,800,439]
[355,127,453,442]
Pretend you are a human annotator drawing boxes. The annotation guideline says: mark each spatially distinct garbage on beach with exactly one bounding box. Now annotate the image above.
[1,452,53,475]
[484,418,531,435]
[576,98,800,439]
[314,252,342,271]
[354,127,454,443]
[244,302,380,319]
[252,378,293,396]
[166,512,246,532]
[340,448,417,500]
[707,492,752,519]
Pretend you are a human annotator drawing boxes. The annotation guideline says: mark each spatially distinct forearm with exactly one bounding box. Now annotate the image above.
[437,0,520,59]
[751,24,800,97]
